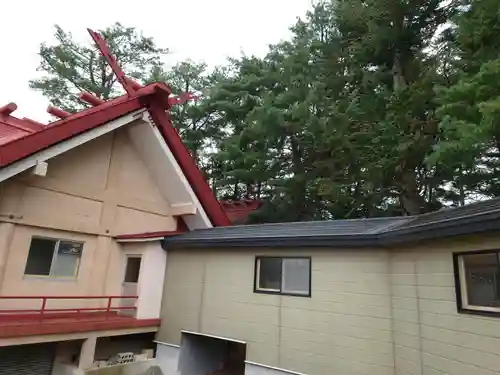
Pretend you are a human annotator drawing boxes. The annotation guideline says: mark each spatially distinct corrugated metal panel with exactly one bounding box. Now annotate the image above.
[0,343,55,375]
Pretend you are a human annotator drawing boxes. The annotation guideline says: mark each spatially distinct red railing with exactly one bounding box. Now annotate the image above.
[0,295,138,315]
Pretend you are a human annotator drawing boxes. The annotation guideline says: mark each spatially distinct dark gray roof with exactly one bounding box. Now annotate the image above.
[391,198,499,231]
[163,198,500,249]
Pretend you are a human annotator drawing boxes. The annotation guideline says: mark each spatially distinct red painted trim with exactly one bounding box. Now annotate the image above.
[0,295,161,338]
[80,92,105,106]
[0,98,143,166]
[87,29,136,96]
[124,77,144,92]
[177,217,189,231]
[0,103,17,116]
[0,295,138,315]
[0,295,136,299]
[1,111,44,133]
[0,307,136,314]
[147,97,231,227]
[115,230,184,240]
[0,314,160,339]
[47,106,72,119]
[22,117,45,128]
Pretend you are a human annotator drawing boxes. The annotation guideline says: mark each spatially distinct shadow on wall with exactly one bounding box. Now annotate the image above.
[178,332,246,375]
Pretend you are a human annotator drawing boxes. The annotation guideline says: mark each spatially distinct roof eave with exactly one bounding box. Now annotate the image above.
[162,209,500,249]
[0,98,144,167]
[115,230,184,241]
[382,209,500,245]
[148,99,230,227]
[162,234,381,250]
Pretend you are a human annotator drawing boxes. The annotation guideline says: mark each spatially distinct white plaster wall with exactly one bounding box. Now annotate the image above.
[135,242,167,319]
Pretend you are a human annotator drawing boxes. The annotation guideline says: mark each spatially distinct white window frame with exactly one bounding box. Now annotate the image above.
[24,237,84,279]
[255,256,311,297]
[456,251,500,314]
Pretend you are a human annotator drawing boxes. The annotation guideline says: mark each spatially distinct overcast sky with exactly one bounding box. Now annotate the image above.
[1,0,311,122]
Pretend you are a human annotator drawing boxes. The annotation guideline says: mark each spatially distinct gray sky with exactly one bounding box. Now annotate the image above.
[1,0,311,122]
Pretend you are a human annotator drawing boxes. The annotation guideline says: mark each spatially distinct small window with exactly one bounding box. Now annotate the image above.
[124,257,141,283]
[24,237,83,278]
[255,257,311,296]
[455,251,500,314]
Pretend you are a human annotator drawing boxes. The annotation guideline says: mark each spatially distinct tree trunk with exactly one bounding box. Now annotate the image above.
[290,135,308,221]
[399,169,427,215]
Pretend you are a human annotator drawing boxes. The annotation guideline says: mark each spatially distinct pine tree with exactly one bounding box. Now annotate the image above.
[432,0,500,202]
[29,23,168,112]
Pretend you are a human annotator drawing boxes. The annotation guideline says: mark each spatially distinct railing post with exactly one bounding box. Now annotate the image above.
[106,296,112,312]
[41,297,47,315]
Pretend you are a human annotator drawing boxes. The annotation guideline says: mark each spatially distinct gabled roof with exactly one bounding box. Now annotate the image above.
[0,84,230,227]
[0,29,232,228]
[0,85,159,165]
[162,198,500,248]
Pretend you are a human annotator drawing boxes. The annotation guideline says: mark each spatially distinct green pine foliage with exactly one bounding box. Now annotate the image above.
[30,0,500,222]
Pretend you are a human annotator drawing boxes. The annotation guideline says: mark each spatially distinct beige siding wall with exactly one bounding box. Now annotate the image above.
[0,125,176,306]
[390,234,500,375]
[158,249,395,375]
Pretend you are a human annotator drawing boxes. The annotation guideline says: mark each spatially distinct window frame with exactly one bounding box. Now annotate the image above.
[453,249,500,316]
[253,256,312,297]
[24,236,84,279]
[124,255,142,283]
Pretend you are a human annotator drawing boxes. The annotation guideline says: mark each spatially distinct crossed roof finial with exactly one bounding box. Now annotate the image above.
[87,28,198,105]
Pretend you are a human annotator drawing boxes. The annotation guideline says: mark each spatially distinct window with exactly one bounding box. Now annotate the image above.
[24,237,83,278]
[124,257,141,283]
[455,251,500,314]
[254,257,311,296]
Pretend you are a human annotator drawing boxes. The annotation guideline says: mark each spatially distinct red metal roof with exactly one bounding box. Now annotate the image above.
[0,28,263,229]
[0,103,44,145]
[0,27,232,227]
[0,97,262,228]
[220,199,263,224]
[0,84,231,227]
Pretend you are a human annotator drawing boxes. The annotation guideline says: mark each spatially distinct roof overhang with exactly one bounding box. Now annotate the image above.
[162,207,500,249]
[381,208,500,245]
[116,230,184,243]
[0,109,145,183]
[130,112,212,229]
[0,90,157,168]
[162,234,382,249]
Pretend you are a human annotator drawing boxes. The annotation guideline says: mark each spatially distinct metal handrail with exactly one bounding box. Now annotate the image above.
[0,295,138,315]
